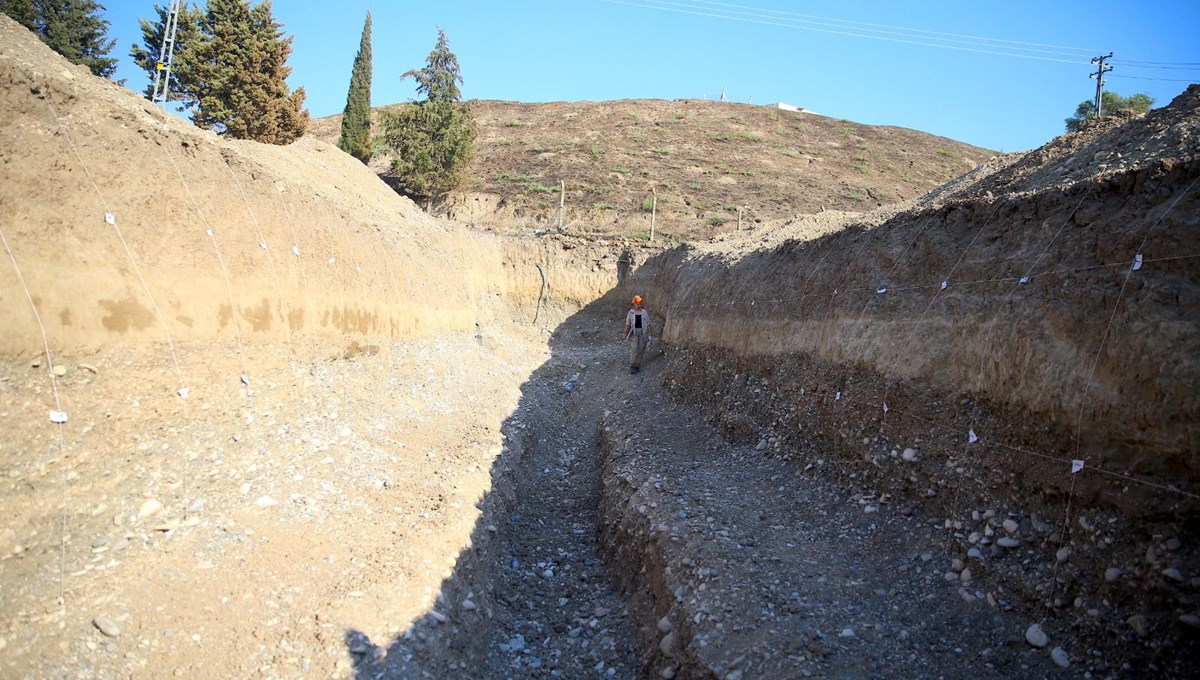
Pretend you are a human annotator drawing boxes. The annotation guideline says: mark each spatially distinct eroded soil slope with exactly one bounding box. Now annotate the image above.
[308,99,992,240]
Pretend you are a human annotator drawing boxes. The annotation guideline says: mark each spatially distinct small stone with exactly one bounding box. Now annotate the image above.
[657,616,672,634]
[726,671,743,680]
[1179,614,1200,629]
[53,365,68,377]
[660,631,677,656]
[840,628,855,638]
[254,496,278,508]
[1165,537,1182,551]
[1051,647,1070,668]
[1126,615,1148,637]
[1002,519,1019,533]
[430,611,447,624]
[997,537,1020,549]
[1105,567,1122,582]
[901,448,917,462]
[79,363,99,374]
[1056,547,1070,563]
[1162,568,1184,583]
[1025,623,1048,648]
[756,439,767,451]
[93,615,123,637]
[967,548,982,560]
[138,499,162,519]
[1030,513,1050,533]
[661,667,677,679]
[461,599,477,611]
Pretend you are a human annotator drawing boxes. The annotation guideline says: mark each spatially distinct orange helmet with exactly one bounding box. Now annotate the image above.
[632,295,643,304]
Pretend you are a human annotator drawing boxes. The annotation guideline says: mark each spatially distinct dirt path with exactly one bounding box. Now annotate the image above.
[478,312,641,678]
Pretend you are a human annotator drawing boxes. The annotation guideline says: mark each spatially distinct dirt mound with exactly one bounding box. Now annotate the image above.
[308,98,993,240]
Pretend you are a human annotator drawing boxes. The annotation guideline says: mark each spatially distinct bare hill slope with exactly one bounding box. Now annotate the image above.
[308,98,992,239]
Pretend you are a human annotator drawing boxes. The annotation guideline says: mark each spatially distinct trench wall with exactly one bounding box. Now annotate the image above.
[629,158,1200,501]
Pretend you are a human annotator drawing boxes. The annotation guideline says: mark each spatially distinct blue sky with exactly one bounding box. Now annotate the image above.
[101,0,1199,152]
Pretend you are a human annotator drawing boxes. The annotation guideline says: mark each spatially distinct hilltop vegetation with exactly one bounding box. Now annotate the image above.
[308,99,993,240]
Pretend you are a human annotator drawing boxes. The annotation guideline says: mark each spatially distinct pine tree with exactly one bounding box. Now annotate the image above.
[0,0,38,30]
[336,11,372,163]
[129,2,206,111]
[383,29,476,199]
[191,0,308,144]
[2,0,117,77]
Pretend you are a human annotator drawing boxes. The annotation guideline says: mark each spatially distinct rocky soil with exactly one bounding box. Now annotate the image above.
[2,14,1198,679]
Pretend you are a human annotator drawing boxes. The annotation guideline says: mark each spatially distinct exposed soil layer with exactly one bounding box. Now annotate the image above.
[2,14,1198,680]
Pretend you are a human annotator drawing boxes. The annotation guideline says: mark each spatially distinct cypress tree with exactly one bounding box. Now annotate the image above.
[384,29,476,199]
[336,11,372,164]
[191,0,308,144]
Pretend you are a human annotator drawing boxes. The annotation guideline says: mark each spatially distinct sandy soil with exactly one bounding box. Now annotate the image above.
[2,14,1198,680]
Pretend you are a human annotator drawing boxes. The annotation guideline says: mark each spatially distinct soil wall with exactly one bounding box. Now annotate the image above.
[628,112,1200,494]
[0,22,645,359]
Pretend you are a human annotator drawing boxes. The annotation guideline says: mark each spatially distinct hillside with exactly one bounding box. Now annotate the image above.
[307,99,992,239]
[2,13,1198,680]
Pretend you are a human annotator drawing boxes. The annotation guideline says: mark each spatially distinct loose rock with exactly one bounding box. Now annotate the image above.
[93,615,123,637]
[137,499,163,519]
[1051,647,1070,668]
[1025,623,1048,648]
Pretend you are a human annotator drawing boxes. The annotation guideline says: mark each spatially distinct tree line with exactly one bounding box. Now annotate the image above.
[2,1,474,201]
[0,2,1156,201]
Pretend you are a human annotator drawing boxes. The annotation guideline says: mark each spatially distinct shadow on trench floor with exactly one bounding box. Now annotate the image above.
[343,287,658,679]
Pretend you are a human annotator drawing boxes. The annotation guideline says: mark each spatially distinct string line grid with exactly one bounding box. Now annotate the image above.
[222,150,297,362]
[0,221,71,613]
[158,140,252,389]
[660,167,1197,503]
[45,101,187,397]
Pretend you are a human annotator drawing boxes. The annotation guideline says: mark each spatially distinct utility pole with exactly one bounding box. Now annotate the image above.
[1090,52,1113,118]
[151,0,183,106]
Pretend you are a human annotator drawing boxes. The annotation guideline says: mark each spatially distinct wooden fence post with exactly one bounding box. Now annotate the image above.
[558,180,565,231]
[650,187,657,243]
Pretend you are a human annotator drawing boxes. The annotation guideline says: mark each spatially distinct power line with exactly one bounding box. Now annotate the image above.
[675,0,1102,56]
[600,0,1097,64]
[1109,74,1200,83]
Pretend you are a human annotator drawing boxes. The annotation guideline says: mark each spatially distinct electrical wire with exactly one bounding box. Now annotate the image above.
[600,0,1099,64]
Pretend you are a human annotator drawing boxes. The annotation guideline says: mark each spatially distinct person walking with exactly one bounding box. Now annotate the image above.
[624,295,652,374]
